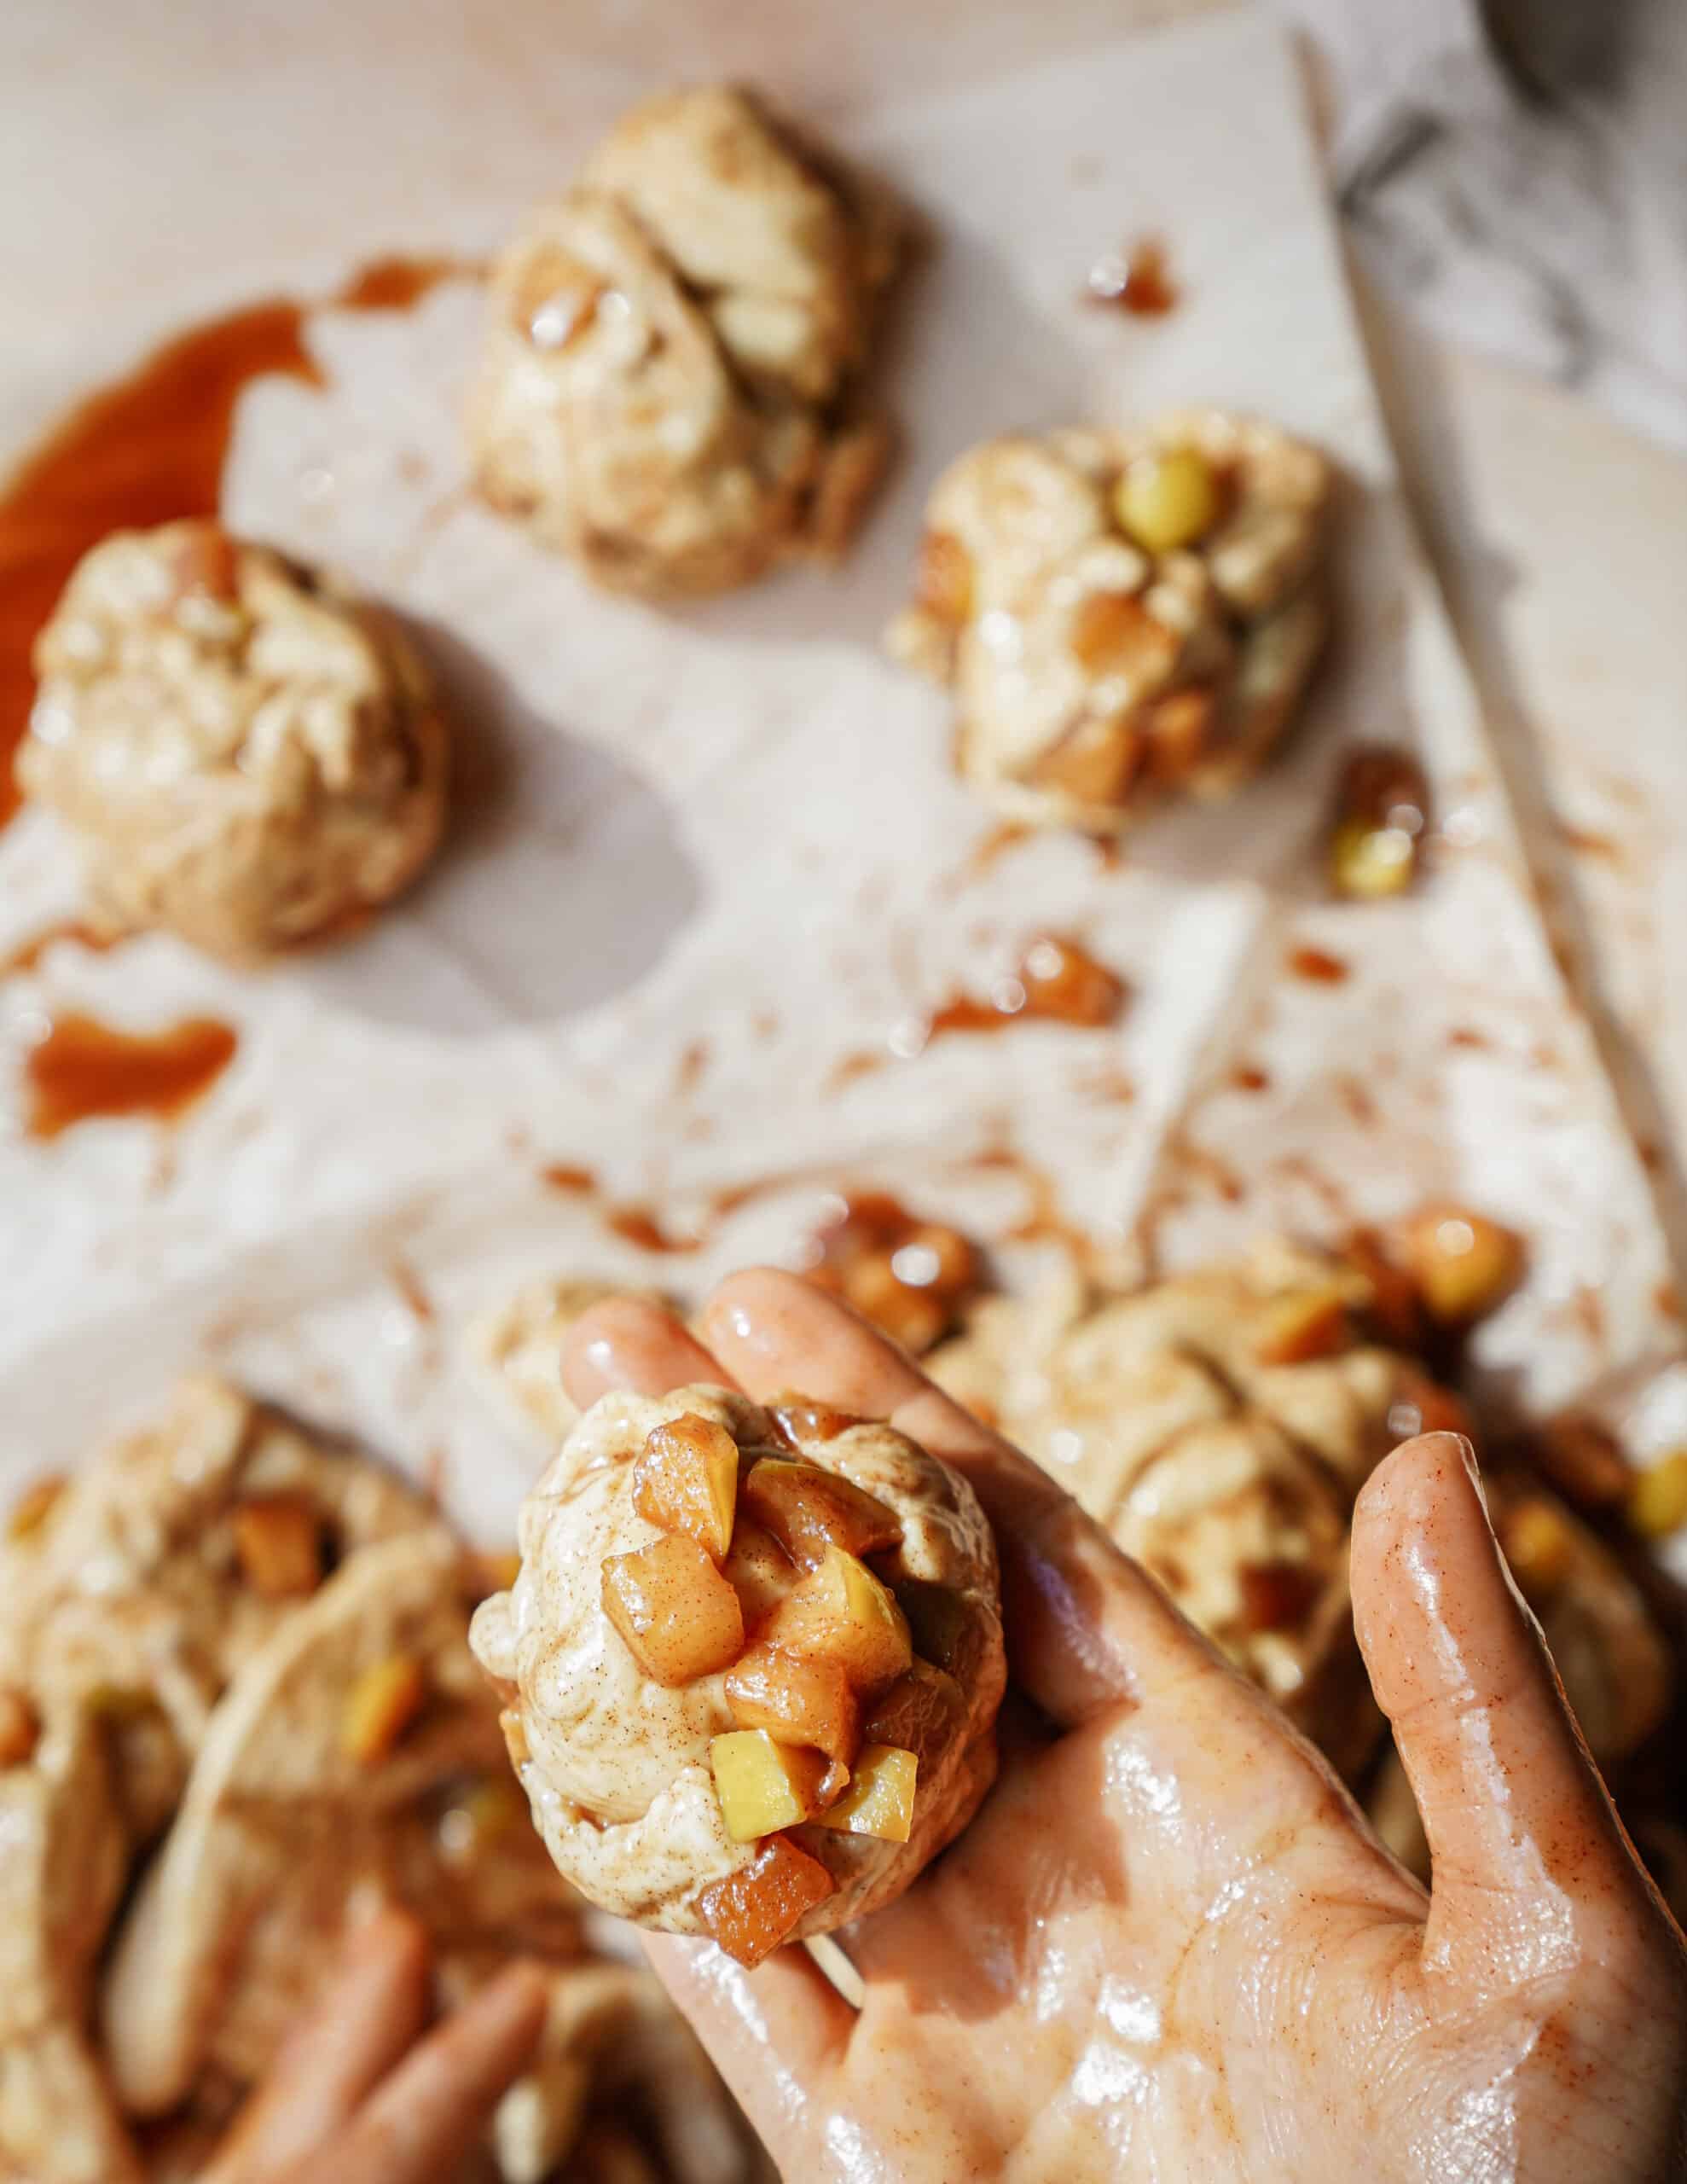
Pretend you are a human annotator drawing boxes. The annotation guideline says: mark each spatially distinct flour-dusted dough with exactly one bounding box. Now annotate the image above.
[19,520,449,960]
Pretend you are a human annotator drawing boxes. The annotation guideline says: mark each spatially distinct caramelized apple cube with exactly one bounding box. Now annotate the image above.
[1399,1207,1523,1327]
[694,1833,835,1966]
[726,1641,859,1767]
[0,1687,40,1769]
[1254,1287,1351,1368]
[862,1660,964,1767]
[722,1521,801,1633]
[1497,1496,1575,1605]
[632,1413,739,1562]
[1533,1417,1632,1512]
[742,1458,902,1570]
[341,1656,426,1766]
[232,1495,323,1599]
[810,1745,918,1843]
[768,1400,860,1446]
[710,1730,832,1841]
[602,1534,745,1687]
[761,1546,912,1694]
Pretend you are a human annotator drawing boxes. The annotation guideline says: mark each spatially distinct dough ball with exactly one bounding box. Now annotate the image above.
[887,410,1331,831]
[19,520,449,961]
[473,1386,1004,1960]
[468,84,903,596]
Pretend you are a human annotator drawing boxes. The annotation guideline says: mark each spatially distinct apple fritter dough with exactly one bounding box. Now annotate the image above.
[18,520,449,961]
[887,411,1330,831]
[472,1386,1005,1942]
[468,84,902,595]
[930,1242,1438,1777]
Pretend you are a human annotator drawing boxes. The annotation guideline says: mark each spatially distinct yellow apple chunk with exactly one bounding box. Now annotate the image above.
[810,1744,918,1843]
[601,1533,745,1687]
[341,1655,426,1766]
[710,1729,833,1841]
[722,1520,801,1632]
[1253,1287,1351,1368]
[1399,1207,1522,1326]
[761,1545,912,1694]
[741,1457,903,1569]
[232,1494,324,1599]
[632,1412,739,1561]
[726,1640,859,1767]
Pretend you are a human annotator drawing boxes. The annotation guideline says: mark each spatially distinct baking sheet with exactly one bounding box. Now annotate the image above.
[3,6,1683,1537]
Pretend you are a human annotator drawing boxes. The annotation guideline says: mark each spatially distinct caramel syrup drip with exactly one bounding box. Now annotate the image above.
[0,257,474,827]
[24,1013,237,1138]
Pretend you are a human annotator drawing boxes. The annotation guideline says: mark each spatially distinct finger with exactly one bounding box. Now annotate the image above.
[281,1961,550,2184]
[641,1931,850,2161]
[564,1296,736,1409]
[201,1908,431,2183]
[701,1268,1221,1728]
[1351,1432,1652,1986]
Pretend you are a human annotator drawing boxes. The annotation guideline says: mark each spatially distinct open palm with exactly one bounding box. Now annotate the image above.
[565,1269,1687,2183]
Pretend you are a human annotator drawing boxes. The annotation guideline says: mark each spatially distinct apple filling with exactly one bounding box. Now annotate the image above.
[600,1409,961,1960]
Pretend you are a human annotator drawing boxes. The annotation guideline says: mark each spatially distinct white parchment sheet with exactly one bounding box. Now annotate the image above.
[4,8,1684,1539]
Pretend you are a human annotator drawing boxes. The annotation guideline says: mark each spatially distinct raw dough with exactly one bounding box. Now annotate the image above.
[19,520,449,960]
[887,411,1330,831]
[468,85,902,595]
[930,1240,1430,1775]
[472,1385,1005,1938]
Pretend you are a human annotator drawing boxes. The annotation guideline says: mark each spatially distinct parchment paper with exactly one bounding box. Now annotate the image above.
[4,8,1684,1546]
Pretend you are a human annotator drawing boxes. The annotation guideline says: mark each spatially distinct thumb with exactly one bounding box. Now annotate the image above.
[1350,1432,1651,1988]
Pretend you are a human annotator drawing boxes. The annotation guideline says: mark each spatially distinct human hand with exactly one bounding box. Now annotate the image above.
[565,1269,1687,2183]
[200,1909,548,2184]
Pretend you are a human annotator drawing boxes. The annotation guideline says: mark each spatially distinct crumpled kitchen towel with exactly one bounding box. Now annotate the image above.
[1291,0,1687,450]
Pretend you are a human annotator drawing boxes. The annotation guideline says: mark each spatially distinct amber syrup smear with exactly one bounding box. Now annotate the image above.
[924,935,1127,1045]
[0,256,475,828]
[1286,946,1350,985]
[24,1014,237,1139]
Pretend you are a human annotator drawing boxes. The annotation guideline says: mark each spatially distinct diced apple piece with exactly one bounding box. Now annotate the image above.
[1627,1450,1687,1540]
[632,1413,739,1562]
[1254,1287,1350,1368]
[341,1656,426,1766]
[761,1546,912,1694]
[438,1773,528,1861]
[726,1641,858,1768]
[768,1400,859,1446]
[0,1687,40,1769]
[721,1521,800,1633]
[1497,1496,1575,1605]
[810,1745,918,1843]
[601,1534,745,1687]
[1533,1417,1631,1513]
[710,1730,832,1841]
[1399,1206,1523,1327]
[6,1474,65,1543]
[694,1833,836,1966]
[741,1457,902,1571]
[862,1660,964,1767]
[232,1494,324,1599]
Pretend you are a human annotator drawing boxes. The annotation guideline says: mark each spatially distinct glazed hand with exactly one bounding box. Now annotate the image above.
[566,1269,1687,2184]
[202,1910,548,2184]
